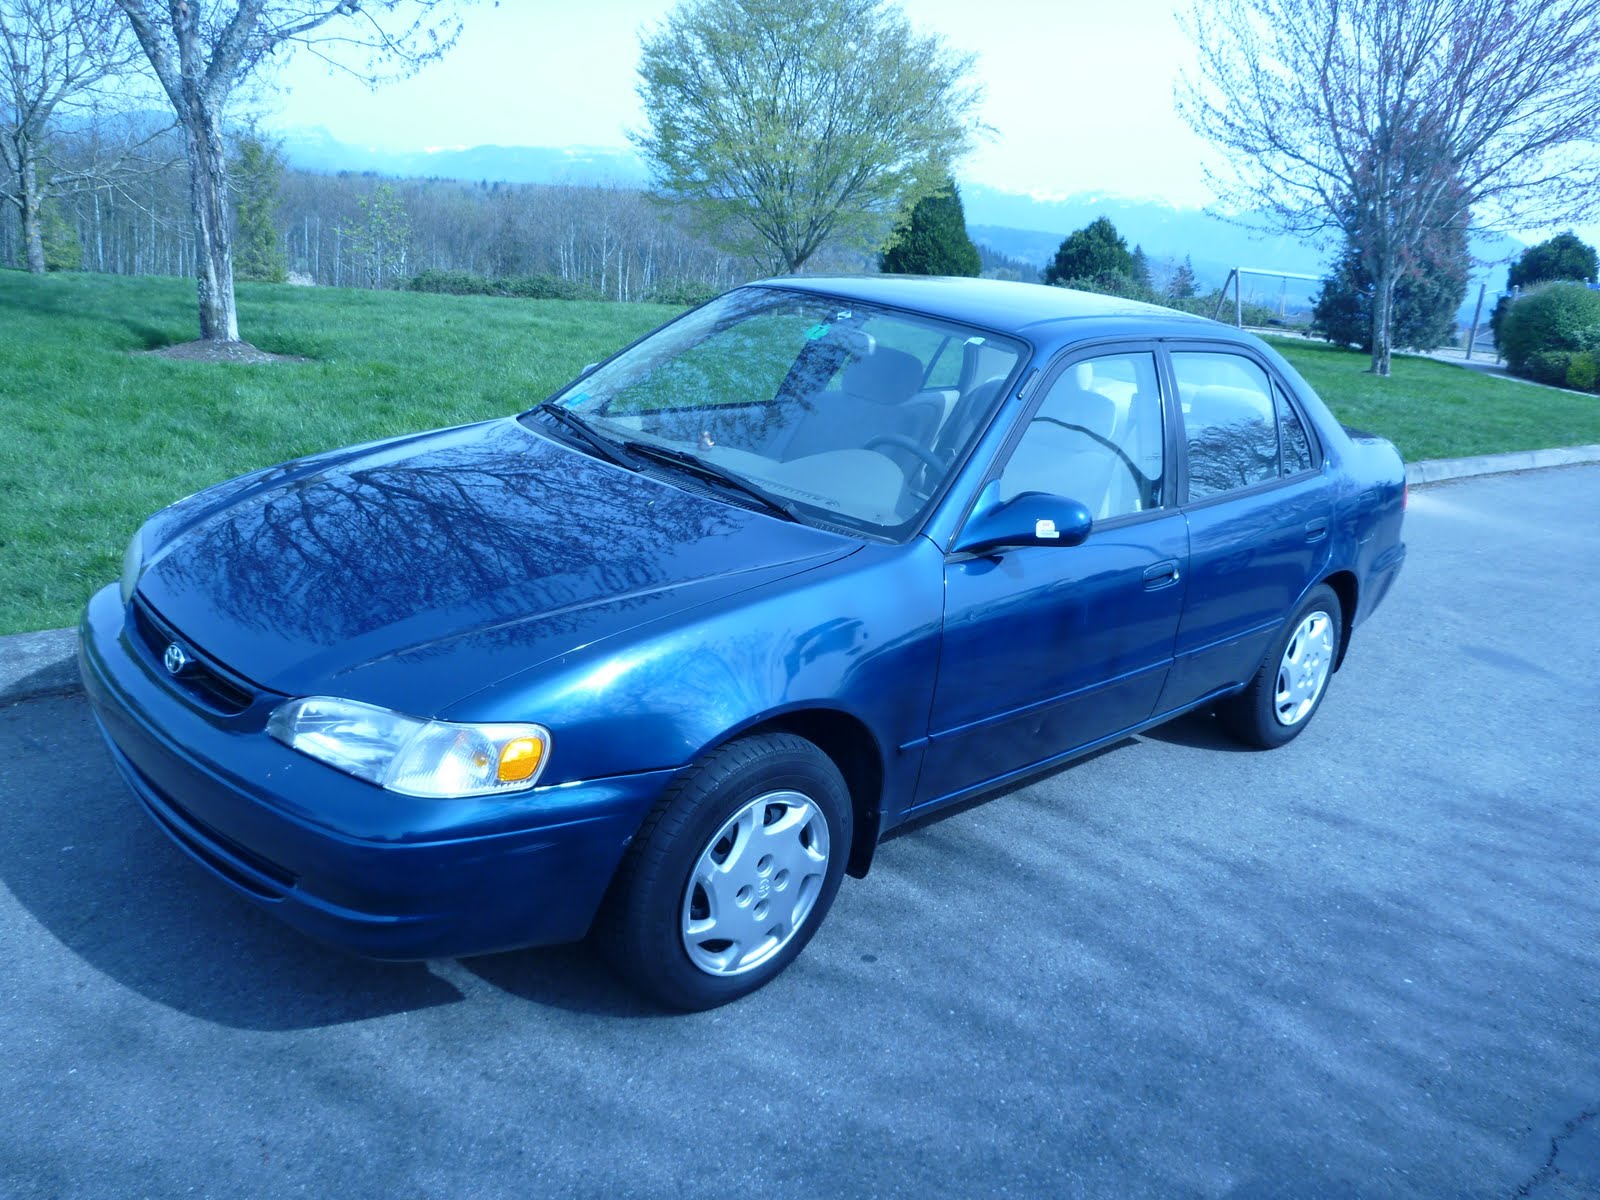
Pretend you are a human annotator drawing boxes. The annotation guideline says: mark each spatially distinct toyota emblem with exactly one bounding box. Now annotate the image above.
[163,642,191,675]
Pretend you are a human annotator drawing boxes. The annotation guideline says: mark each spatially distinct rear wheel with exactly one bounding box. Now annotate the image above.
[1222,584,1342,749]
[598,733,851,1010]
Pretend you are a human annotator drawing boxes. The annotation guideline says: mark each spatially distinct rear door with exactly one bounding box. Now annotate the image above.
[1156,346,1334,714]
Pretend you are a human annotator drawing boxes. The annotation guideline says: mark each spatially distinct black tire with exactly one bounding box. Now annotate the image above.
[597,732,852,1011]
[1221,584,1343,749]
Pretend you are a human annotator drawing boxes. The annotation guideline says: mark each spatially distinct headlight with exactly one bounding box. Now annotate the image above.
[267,697,552,798]
[119,528,145,604]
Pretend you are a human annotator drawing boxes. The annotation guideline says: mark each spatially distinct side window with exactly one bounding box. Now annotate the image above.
[999,351,1164,519]
[1171,352,1280,500]
[1276,385,1314,474]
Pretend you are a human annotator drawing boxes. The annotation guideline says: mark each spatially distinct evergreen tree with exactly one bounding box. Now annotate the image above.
[1043,216,1134,287]
[231,136,287,284]
[877,180,981,276]
[1312,220,1470,352]
[1131,244,1153,293]
[1508,231,1598,288]
[1167,256,1198,299]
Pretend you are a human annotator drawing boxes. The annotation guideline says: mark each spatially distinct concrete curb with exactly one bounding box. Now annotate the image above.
[1406,443,1600,485]
[0,627,79,706]
[4,448,1598,707]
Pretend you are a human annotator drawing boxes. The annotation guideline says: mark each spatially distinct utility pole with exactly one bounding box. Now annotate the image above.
[1464,283,1487,361]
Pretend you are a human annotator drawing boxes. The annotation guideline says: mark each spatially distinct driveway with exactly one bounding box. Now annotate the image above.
[2,465,1597,1199]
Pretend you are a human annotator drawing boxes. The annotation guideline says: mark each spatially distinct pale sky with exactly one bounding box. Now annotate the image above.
[260,0,1599,250]
[263,0,1217,205]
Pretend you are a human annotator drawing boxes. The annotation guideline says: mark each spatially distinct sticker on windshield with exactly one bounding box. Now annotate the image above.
[804,323,831,340]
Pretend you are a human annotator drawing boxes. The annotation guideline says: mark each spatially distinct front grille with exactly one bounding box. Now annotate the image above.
[130,598,259,715]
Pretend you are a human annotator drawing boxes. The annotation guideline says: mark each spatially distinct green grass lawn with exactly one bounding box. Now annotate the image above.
[1266,336,1600,461]
[0,271,675,635]
[2,271,1597,636]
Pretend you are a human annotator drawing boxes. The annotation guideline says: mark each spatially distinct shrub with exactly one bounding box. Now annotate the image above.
[1165,290,1279,327]
[1566,350,1600,393]
[648,281,724,307]
[1055,271,1156,303]
[497,274,599,301]
[408,269,599,301]
[1525,350,1575,387]
[1497,282,1600,375]
[409,269,494,296]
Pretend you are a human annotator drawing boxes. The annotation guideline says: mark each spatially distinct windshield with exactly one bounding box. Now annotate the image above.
[536,287,1027,538]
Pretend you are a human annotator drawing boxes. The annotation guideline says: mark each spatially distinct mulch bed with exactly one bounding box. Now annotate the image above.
[138,340,308,364]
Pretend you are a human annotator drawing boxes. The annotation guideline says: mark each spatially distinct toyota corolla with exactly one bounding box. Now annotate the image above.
[80,277,1407,1009]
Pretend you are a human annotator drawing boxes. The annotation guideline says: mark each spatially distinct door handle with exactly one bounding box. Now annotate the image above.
[1305,518,1329,543]
[1142,560,1181,590]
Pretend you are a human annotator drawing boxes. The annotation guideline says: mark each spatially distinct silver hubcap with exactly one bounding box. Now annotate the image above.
[681,789,830,977]
[1274,609,1334,726]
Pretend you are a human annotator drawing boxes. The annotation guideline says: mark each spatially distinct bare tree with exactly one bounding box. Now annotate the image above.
[113,0,464,344]
[1179,0,1600,375]
[0,0,146,273]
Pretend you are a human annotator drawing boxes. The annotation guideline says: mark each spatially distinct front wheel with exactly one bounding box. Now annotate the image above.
[597,733,851,1010]
[1222,584,1343,749]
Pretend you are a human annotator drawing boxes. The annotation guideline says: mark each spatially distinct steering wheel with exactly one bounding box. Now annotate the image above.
[864,434,946,474]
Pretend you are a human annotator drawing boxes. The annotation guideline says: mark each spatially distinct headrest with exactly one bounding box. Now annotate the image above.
[1058,386,1118,439]
[840,347,923,404]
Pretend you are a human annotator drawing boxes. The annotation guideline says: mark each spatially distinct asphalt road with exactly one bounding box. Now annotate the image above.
[3,466,1598,1200]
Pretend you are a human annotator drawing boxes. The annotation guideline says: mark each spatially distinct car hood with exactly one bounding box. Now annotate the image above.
[136,418,857,710]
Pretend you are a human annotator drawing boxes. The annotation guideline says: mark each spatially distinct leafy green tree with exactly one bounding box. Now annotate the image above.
[231,135,287,283]
[1312,219,1469,351]
[877,179,979,276]
[1043,217,1134,288]
[39,198,80,270]
[635,0,982,274]
[340,183,412,289]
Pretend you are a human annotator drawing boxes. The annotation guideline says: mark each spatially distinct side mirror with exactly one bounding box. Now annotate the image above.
[954,488,1093,555]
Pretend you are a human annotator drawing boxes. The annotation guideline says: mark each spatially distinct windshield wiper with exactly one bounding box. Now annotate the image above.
[534,401,638,469]
[624,441,804,524]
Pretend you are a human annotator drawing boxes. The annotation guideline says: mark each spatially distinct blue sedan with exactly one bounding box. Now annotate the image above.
[80,277,1407,1009]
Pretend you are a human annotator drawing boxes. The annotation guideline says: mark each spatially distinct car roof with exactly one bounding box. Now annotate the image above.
[755,275,1230,345]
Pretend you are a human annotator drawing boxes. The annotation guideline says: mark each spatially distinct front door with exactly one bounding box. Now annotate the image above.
[916,348,1188,810]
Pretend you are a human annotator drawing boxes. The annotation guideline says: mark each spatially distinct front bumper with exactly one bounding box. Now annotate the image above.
[79,584,674,960]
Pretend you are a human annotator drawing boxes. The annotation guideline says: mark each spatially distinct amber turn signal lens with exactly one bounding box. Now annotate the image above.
[497,737,545,782]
